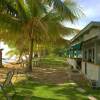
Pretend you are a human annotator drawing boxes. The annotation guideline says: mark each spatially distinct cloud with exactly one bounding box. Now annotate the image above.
[64,0,100,29]
[76,0,100,18]
[62,0,100,40]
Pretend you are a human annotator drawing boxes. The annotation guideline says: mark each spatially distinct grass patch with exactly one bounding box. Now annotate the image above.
[0,80,100,100]
[32,57,68,68]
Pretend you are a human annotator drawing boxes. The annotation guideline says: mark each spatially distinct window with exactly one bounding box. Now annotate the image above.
[88,49,92,62]
[84,50,87,61]
[85,48,95,63]
[85,62,87,74]
[92,48,95,63]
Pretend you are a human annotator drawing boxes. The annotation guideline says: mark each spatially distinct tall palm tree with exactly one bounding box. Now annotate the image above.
[0,0,83,72]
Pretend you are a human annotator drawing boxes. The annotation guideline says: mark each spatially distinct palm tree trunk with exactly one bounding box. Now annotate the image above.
[0,49,3,68]
[28,39,34,72]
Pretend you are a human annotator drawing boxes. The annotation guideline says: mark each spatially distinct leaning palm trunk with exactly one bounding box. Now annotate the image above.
[28,39,34,72]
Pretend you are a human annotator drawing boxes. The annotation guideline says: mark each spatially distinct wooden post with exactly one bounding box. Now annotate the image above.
[0,49,3,68]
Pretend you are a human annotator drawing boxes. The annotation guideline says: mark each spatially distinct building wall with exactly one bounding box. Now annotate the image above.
[68,25,100,87]
[69,24,100,87]
[82,62,85,74]
[96,41,100,64]
[96,42,100,86]
[83,28,100,41]
[82,61,99,81]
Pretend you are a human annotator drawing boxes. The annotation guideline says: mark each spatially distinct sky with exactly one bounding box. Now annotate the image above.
[63,0,100,29]
[0,42,10,58]
[63,0,100,40]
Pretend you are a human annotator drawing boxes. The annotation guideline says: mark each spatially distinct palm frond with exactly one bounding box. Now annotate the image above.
[26,0,47,17]
[44,0,84,22]
[16,0,31,21]
[0,13,21,35]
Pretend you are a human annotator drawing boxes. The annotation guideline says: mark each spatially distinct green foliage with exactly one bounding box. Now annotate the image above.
[0,0,82,44]
[0,0,83,71]
[53,47,67,57]
[0,80,100,100]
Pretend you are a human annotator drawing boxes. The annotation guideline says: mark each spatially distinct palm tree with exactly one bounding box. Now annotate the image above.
[0,0,83,72]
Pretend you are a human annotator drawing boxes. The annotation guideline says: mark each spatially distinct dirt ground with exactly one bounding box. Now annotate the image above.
[30,67,70,84]
[0,62,90,89]
[0,63,71,84]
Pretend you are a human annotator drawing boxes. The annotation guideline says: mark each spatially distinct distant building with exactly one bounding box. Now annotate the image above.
[67,21,100,88]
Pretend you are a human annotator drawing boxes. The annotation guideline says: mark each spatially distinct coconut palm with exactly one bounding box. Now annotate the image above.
[0,0,83,72]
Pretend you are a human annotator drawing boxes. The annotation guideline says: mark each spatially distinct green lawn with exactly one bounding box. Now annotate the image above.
[0,80,100,100]
[32,56,67,68]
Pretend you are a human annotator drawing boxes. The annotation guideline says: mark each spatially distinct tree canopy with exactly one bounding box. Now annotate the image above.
[0,0,83,71]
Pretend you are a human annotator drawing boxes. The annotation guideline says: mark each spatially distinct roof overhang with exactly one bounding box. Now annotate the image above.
[71,21,100,42]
